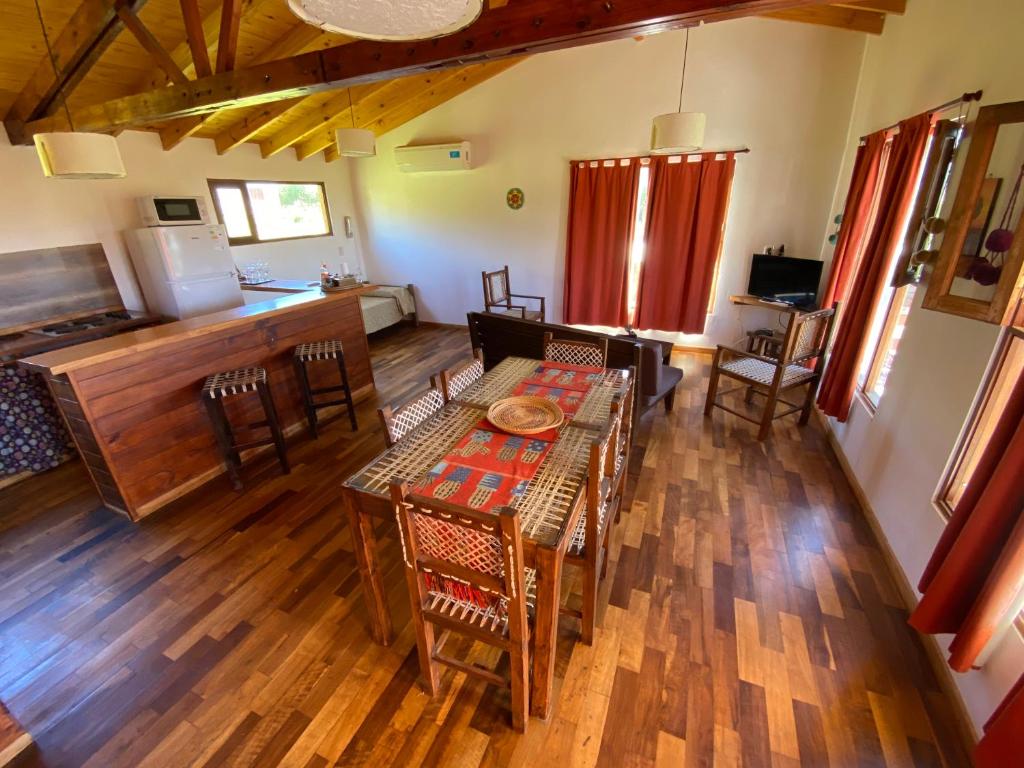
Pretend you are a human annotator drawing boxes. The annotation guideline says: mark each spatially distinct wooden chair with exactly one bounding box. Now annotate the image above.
[542,331,608,368]
[389,482,533,732]
[434,349,485,403]
[377,386,444,448]
[561,411,620,644]
[482,265,545,322]
[704,303,838,441]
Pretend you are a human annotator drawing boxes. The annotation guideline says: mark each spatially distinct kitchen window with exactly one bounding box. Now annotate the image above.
[208,179,333,246]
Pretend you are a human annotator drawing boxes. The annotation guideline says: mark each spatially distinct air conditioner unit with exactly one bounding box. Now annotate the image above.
[394,142,472,173]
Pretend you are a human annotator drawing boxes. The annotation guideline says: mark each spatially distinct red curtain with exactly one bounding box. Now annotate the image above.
[821,132,887,307]
[634,153,736,333]
[909,372,1024,670]
[563,159,641,326]
[817,114,931,421]
[975,676,1024,767]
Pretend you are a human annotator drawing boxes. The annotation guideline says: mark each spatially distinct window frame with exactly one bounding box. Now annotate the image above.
[207,178,334,246]
[935,326,1024,520]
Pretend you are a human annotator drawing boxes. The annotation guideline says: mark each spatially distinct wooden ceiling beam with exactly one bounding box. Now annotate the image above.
[116,7,189,85]
[178,0,213,78]
[15,0,837,143]
[259,90,359,158]
[4,0,150,137]
[213,97,306,154]
[833,0,904,13]
[215,0,244,73]
[321,60,519,162]
[763,4,885,33]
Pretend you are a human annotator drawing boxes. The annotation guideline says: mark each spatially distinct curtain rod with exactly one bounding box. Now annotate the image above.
[859,90,983,141]
[573,147,751,164]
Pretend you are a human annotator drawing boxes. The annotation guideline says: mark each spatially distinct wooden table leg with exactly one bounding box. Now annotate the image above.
[530,544,563,720]
[342,488,394,646]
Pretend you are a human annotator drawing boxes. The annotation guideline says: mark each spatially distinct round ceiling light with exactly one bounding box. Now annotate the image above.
[288,0,483,41]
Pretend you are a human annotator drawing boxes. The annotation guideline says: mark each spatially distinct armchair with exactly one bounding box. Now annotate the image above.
[704,304,838,440]
[482,265,545,322]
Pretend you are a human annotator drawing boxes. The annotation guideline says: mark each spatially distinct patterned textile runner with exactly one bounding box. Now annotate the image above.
[415,360,603,512]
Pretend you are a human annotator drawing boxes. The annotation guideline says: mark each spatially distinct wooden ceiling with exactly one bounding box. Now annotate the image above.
[0,0,905,164]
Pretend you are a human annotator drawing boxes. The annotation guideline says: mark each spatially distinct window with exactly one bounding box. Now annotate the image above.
[208,179,332,245]
[937,327,1024,516]
[857,120,962,408]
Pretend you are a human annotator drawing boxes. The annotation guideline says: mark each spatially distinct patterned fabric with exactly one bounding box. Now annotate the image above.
[0,366,74,477]
[388,388,444,443]
[522,361,605,392]
[509,381,586,418]
[445,358,484,400]
[720,357,814,386]
[416,427,552,510]
[424,568,537,633]
[202,367,267,399]
[544,339,606,368]
[295,339,344,361]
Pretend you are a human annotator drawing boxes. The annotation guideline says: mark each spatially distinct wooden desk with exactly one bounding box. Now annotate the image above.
[21,287,378,521]
[729,294,807,314]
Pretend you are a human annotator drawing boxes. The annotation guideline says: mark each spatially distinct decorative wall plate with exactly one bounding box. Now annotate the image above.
[506,187,524,210]
[487,396,562,435]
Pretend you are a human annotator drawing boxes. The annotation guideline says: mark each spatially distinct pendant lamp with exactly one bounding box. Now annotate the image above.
[31,0,125,179]
[651,27,706,154]
[288,0,483,41]
[335,89,376,158]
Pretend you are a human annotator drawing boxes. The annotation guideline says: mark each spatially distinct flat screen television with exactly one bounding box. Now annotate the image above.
[746,254,823,309]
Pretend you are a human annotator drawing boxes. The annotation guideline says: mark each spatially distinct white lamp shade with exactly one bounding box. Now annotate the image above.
[335,128,376,157]
[288,0,482,41]
[650,112,707,154]
[34,132,126,179]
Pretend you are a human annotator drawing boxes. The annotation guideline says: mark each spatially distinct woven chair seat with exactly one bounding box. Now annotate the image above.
[720,357,814,387]
[425,568,537,634]
[202,367,267,399]
[568,478,612,557]
[295,339,344,361]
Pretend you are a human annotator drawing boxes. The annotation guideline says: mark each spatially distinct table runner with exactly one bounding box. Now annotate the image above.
[415,361,602,512]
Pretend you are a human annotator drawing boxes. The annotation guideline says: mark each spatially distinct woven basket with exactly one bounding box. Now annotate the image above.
[487,396,564,435]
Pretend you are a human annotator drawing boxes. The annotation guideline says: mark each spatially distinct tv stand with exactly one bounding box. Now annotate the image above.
[730,294,808,314]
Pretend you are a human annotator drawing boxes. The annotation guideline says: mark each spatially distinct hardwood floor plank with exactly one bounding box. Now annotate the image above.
[0,325,972,767]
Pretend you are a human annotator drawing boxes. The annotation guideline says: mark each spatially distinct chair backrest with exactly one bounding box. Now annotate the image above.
[378,386,445,447]
[611,377,635,450]
[574,416,616,559]
[390,481,528,637]
[482,266,512,310]
[543,331,608,368]
[780,303,839,367]
[438,349,485,402]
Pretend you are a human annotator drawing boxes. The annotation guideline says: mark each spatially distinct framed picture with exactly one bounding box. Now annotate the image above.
[956,176,1002,275]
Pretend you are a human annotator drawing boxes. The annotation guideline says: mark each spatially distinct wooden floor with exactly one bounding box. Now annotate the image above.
[0,324,971,768]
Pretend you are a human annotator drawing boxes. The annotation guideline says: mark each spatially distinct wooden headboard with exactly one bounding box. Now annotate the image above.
[0,244,124,333]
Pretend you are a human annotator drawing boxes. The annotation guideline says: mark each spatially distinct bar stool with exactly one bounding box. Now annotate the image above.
[293,340,358,438]
[201,367,290,491]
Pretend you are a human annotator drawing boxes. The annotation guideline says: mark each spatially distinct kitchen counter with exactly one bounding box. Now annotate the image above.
[20,287,378,520]
[240,279,321,293]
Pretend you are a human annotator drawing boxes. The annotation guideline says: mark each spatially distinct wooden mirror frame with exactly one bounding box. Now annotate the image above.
[923,101,1024,325]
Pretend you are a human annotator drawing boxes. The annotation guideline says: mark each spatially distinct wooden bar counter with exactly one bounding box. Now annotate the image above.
[21,287,377,521]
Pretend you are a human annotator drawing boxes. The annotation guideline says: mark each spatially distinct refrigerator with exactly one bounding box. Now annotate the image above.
[125,224,244,319]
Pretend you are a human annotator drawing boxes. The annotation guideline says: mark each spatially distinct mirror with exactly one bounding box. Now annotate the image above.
[924,101,1024,325]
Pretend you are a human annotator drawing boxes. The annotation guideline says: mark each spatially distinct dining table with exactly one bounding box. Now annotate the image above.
[341,355,633,719]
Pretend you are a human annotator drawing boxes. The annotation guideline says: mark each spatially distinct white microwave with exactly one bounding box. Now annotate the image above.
[137,195,209,226]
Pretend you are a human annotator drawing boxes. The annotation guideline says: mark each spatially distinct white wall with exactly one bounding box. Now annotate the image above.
[350,18,864,344]
[0,129,364,311]
[818,0,1024,734]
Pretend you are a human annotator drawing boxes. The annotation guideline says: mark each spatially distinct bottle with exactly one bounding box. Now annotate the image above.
[320,262,329,286]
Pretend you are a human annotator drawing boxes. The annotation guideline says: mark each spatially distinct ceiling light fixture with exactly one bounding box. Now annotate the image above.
[31,0,125,179]
[335,88,376,158]
[651,27,707,154]
[288,0,483,41]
